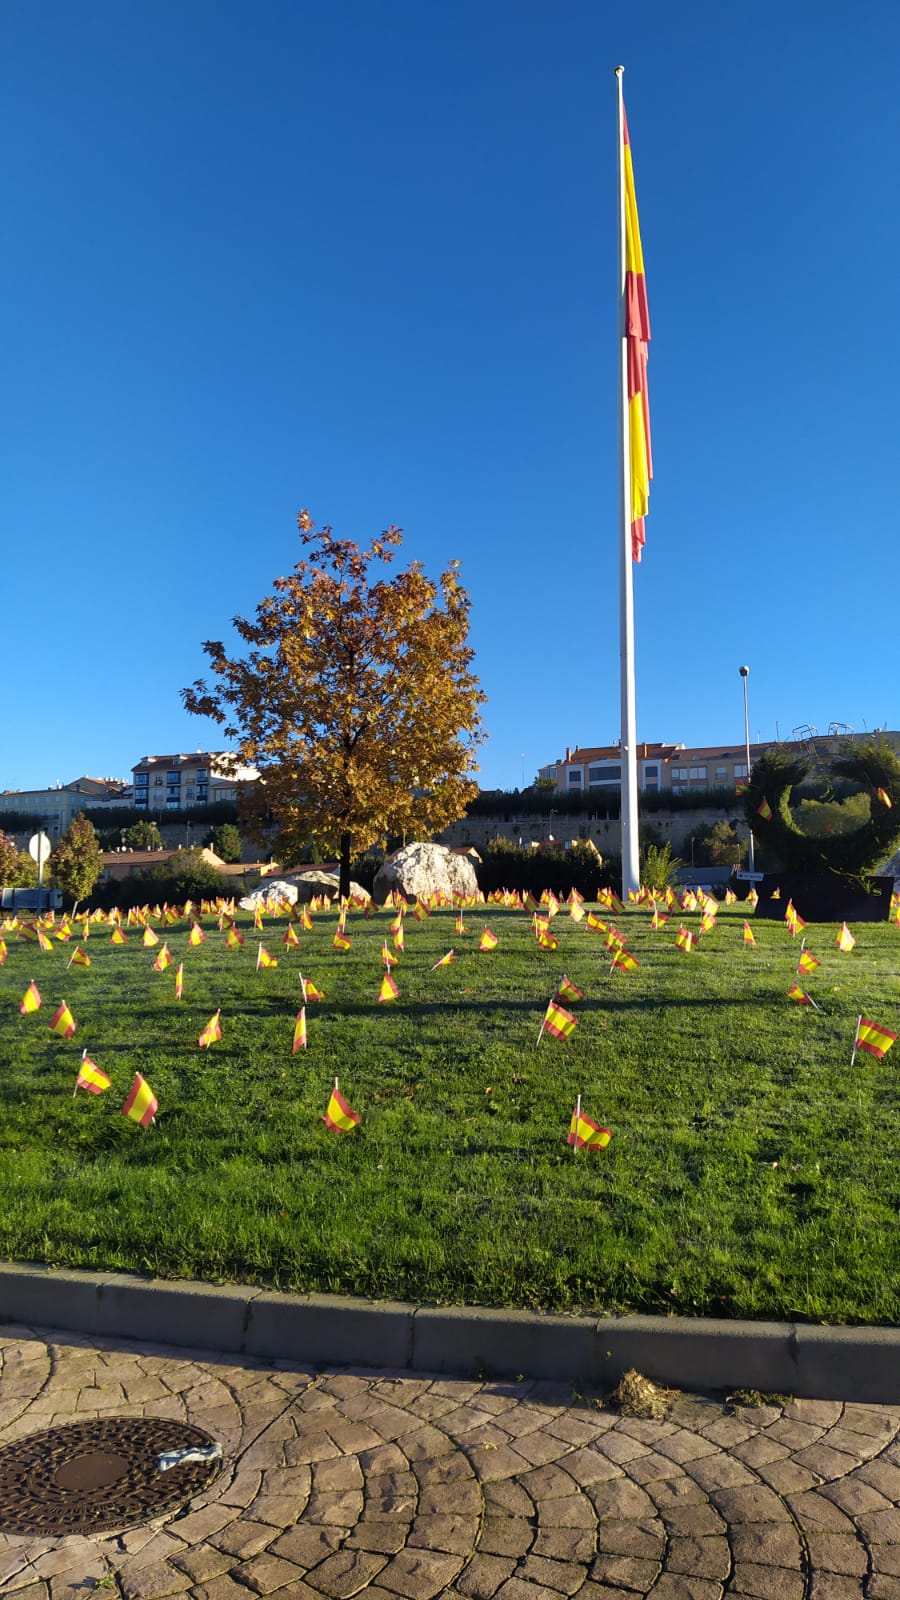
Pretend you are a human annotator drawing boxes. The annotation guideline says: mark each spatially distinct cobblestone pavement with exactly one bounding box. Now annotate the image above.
[2,1326,900,1599]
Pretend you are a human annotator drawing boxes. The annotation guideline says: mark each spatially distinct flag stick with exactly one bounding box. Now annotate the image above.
[616,64,640,899]
[299,971,308,1004]
[850,1014,862,1068]
[573,1093,581,1155]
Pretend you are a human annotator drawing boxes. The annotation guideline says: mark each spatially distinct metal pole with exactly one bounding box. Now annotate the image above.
[740,666,755,874]
[616,66,640,898]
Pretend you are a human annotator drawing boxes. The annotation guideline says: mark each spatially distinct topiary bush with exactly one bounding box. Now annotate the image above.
[746,739,900,886]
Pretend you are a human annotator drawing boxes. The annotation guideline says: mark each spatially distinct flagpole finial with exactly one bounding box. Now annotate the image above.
[615,65,624,75]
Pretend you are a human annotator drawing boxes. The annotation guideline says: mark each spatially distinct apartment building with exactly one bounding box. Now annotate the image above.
[0,778,131,837]
[131,753,258,812]
[552,741,772,797]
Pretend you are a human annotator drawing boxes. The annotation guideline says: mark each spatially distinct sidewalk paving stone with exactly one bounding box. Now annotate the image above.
[0,1322,899,1596]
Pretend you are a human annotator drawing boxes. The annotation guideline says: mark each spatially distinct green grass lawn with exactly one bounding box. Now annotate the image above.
[1,895,898,1325]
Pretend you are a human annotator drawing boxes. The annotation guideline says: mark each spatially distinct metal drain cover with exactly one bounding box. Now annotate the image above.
[0,1417,223,1535]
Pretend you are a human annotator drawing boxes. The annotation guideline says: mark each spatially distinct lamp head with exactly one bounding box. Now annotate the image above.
[739,665,750,678]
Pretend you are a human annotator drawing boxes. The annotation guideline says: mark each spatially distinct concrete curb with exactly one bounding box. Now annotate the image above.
[0,1262,898,1403]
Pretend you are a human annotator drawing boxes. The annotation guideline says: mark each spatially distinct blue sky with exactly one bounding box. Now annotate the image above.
[2,0,897,796]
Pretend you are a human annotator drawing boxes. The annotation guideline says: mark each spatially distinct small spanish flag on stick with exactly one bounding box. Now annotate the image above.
[324,1079,359,1132]
[257,943,278,970]
[836,922,856,953]
[478,927,498,952]
[122,1072,157,1127]
[67,946,91,969]
[757,798,773,821]
[188,923,205,947]
[378,972,400,1003]
[432,950,455,969]
[75,1051,111,1096]
[292,1008,308,1053]
[49,1001,76,1038]
[110,928,128,945]
[555,975,584,1003]
[174,962,184,1001]
[787,983,821,1011]
[742,921,756,948]
[153,943,172,973]
[539,998,578,1043]
[143,927,159,947]
[198,1010,222,1049]
[567,1096,612,1151]
[851,1015,897,1065]
[333,930,352,952]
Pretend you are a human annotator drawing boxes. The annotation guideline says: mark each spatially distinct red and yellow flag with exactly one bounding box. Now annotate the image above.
[555,975,584,1003]
[19,981,42,1014]
[612,948,640,972]
[226,925,244,950]
[292,1007,308,1053]
[757,798,773,821]
[174,962,184,1000]
[567,1106,612,1150]
[67,946,91,969]
[855,1017,897,1060]
[282,924,301,948]
[199,1010,222,1049]
[153,943,172,972]
[787,983,813,1006]
[324,1080,359,1132]
[122,1072,157,1127]
[836,922,856,953]
[257,943,278,970]
[742,921,756,947]
[674,925,695,954]
[432,950,455,970]
[302,978,325,1002]
[332,930,352,952]
[541,1000,578,1041]
[378,972,400,1003]
[143,927,159,947]
[49,1001,76,1039]
[478,927,498,952]
[76,1052,111,1095]
[797,948,820,976]
[110,927,128,945]
[876,787,892,808]
[188,923,205,947]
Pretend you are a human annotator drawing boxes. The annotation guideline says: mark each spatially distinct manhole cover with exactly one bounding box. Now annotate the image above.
[0,1418,223,1535]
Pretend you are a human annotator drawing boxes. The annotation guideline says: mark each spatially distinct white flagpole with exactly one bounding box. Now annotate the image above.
[572,1094,582,1155]
[850,1014,862,1068]
[616,65,640,899]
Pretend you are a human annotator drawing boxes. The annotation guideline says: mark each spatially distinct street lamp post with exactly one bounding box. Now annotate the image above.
[739,666,755,875]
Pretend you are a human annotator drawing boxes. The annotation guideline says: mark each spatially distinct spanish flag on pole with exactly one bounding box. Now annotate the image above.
[323,1079,360,1133]
[568,1099,612,1151]
[479,927,498,952]
[75,1052,111,1096]
[49,1001,76,1039]
[292,1007,308,1052]
[198,1010,222,1049]
[539,999,578,1042]
[19,981,41,1014]
[122,1072,157,1127]
[852,1016,897,1063]
[378,972,400,1003]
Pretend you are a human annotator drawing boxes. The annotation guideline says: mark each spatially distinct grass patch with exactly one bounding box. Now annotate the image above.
[1,901,898,1324]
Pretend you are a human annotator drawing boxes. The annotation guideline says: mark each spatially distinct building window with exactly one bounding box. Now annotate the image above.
[644,764,658,777]
[196,769,207,781]
[734,763,748,778]
[689,766,707,779]
[715,767,728,782]
[671,767,688,780]
[166,799,180,810]
[588,765,621,784]
[154,775,163,786]
[568,770,582,785]
[134,773,148,788]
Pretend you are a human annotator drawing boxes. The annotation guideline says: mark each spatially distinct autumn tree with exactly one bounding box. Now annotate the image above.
[183,511,486,900]
[50,814,104,913]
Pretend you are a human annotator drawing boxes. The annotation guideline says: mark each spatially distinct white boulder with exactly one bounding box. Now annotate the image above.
[373,842,479,904]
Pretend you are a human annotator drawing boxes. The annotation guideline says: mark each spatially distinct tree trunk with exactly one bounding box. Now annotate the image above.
[339,832,352,903]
